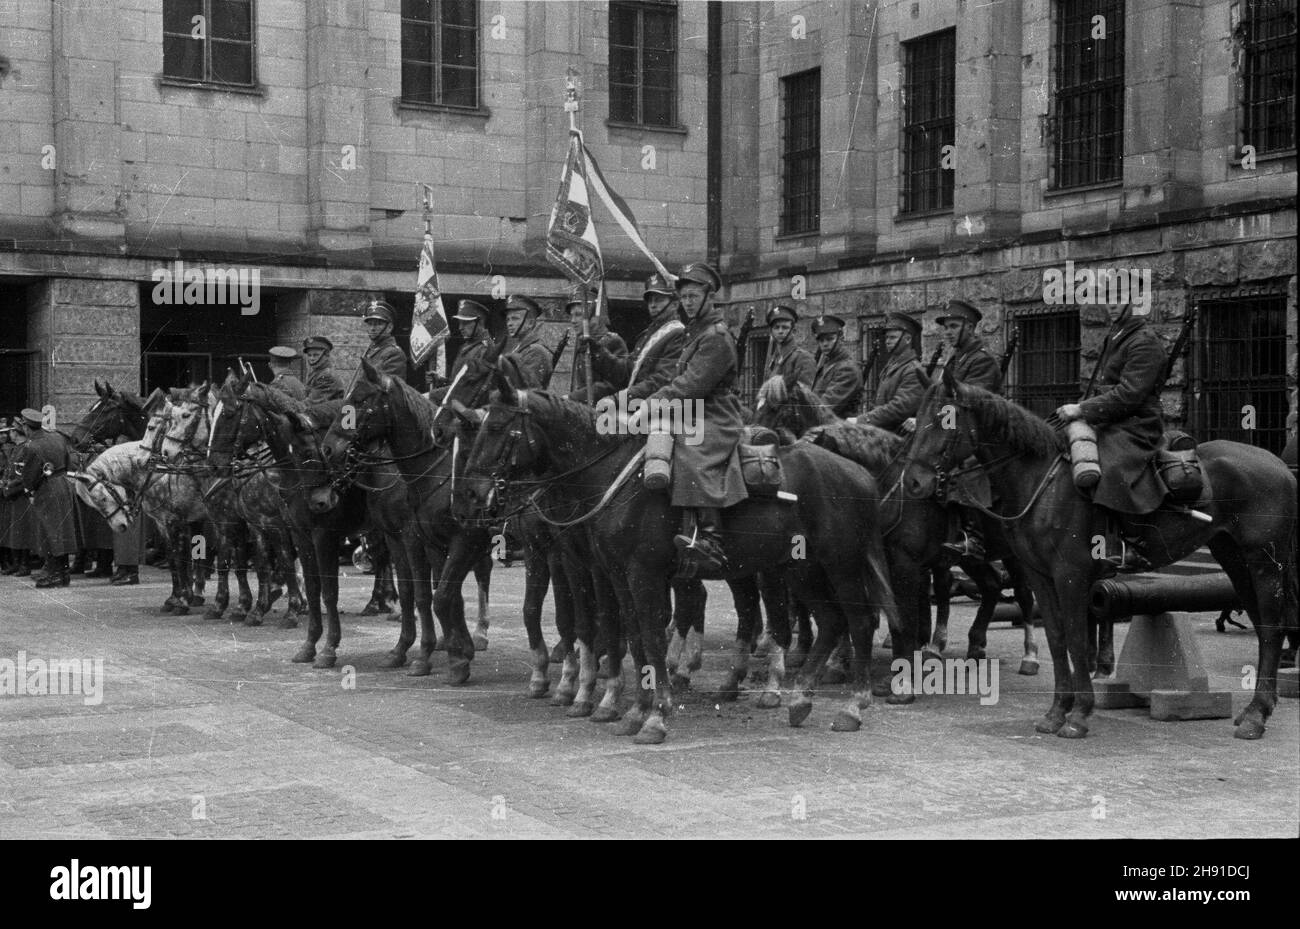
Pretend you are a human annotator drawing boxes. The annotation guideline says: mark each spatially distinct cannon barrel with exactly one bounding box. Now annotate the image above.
[1090,572,1242,619]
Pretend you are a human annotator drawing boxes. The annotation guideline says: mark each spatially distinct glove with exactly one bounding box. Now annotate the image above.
[1054,403,1083,422]
[901,417,916,435]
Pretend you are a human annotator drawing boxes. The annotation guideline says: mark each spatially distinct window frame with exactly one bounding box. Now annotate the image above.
[899,28,956,215]
[1008,307,1082,419]
[607,0,680,130]
[1238,0,1297,157]
[399,0,482,111]
[858,320,889,402]
[1047,0,1125,191]
[779,68,822,238]
[162,0,258,89]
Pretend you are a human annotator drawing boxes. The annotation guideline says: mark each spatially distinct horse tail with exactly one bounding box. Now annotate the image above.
[860,492,898,631]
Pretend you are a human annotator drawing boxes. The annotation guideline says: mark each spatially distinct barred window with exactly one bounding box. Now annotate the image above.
[1187,288,1290,456]
[163,0,255,86]
[780,69,821,236]
[740,329,771,408]
[401,0,479,108]
[1240,0,1297,155]
[1050,0,1124,189]
[900,29,955,214]
[859,322,888,402]
[609,2,678,127]
[1012,310,1080,418]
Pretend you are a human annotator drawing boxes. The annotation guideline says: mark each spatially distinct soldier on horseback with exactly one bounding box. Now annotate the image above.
[589,272,685,405]
[764,304,816,388]
[567,285,628,403]
[361,300,411,384]
[1054,301,1168,571]
[268,346,307,402]
[641,262,746,576]
[303,336,346,403]
[811,315,863,418]
[861,312,924,434]
[4,408,79,588]
[937,299,1003,562]
[502,295,553,389]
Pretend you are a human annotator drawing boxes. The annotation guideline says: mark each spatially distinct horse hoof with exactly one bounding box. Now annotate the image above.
[1233,718,1266,740]
[549,641,567,664]
[921,644,943,662]
[1018,659,1040,676]
[1035,715,1065,734]
[830,710,861,732]
[670,673,691,692]
[380,652,405,670]
[590,705,621,723]
[204,606,225,620]
[870,680,892,697]
[632,720,667,745]
[472,634,489,651]
[614,718,642,737]
[787,701,813,728]
[566,700,594,719]
[886,691,915,706]
[406,659,431,677]
[277,615,298,630]
[243,614,262,627]
[821,667,848,686]
[171,604,190,617]
[445,664,471,687]
[187,595,205,607]
[291,647,315,664]
[550,690,576,707]
[755,690,781,709]
[159,601,175,614]
[359,601,381,617]
[527,680,550,699]
[386,612,401,623]
[313,654,337,670]
[1057,720,1089,739]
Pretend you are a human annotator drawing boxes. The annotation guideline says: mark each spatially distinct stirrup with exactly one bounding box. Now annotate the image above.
[673,524,728,576]
[941,531,984,562]
[1102,538,1151,573]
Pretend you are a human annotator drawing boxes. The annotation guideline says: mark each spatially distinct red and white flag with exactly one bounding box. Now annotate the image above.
[410,231,449,376]
[546,132,604,289]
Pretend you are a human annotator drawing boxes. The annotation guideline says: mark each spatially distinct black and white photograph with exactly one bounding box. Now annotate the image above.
[0,0,1296,870]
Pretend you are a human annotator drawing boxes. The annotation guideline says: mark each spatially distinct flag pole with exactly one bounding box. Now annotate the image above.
[419,182,437,386]
[564,70,595,403]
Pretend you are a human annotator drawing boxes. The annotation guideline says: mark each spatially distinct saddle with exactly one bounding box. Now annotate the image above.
[738,426,782,496]
[1153,431,1203,504]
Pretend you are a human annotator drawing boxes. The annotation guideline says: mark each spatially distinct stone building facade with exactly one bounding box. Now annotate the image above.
[714,0,1296,454]
[0,0,709,416]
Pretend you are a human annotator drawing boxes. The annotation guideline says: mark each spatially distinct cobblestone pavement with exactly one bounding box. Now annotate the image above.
[0,563,1295,839]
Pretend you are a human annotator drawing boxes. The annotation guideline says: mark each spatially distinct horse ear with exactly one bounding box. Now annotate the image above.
[94,379,105,397]
[494,358,518,405]
[104,380,115,396]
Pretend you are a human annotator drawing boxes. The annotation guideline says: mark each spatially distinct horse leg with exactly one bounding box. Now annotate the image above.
[1055,570,1094,739]
[431,531,491,686]
[669,577,706,692]
[787,568,845,728]
[472,553,492,650]
[754,572,789,708]
[924,564,950,659]
[275,539,303,629]
[549,554,579,707]
[785,599,812,670]
[625,563,671,745]
[964,562,1001,661]
[1005,557,1040,675]
[591,565,625,723]
[1026,575,1070,734]
[718,575,761,701]
[207,527,231,619]
[310,531,341,669]
[520,536,552,698]
[563,560,600,717]
[611,573,650,737]
[381,535,417,671]
[1210,536,1286,740]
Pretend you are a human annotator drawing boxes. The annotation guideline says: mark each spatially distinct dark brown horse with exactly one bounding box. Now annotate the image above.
[904,369,1297,739]
[454,372,899,743]
[754,373,1041,682]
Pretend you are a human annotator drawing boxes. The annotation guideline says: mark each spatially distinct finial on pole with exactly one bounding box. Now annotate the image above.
[564,67,580,131]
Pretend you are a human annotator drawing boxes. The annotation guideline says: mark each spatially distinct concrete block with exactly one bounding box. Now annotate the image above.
[1279,668,1300,699]
[1149,689,1233,721]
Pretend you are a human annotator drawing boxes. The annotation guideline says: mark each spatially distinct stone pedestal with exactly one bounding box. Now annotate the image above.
[1092,611,1232,720]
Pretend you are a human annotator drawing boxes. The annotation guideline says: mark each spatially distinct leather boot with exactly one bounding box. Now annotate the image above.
[11,550,31,577]
[35,555,70,588]
[674,508,728,576]
[87,549,115,578]
[2,550,23,575]
[31,555,56,584]
[110,566,139,586]
[941,510,985,562]
[68,551,87,574]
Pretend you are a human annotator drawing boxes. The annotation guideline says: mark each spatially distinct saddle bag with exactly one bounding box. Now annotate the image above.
[1065,420,1101,491]
[1155,431,1203,504]
[739,443,782,495]
[643,428,674,491]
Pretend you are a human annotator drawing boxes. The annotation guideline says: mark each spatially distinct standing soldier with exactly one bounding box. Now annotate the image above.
[567,286,628,404]
[763,304,816,388]
[0,419,14,573]
[936,299,1003,561]
[360,300,411,384]
[267,346,307,402]
[430,299,494,402]
[1053,301,1168,570]
[861,312,925,434]
[9,408,80,588]
[811,315,864,417]
[502,295,554,389]
[1,419,34,576]
[303,336,346,404]
[590,272,686,406]
[642,262,746,576]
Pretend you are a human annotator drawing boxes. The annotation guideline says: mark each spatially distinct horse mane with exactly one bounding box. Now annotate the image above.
[516,391,625,446]
[388,377,439,434]
[805,422,904,475]
[945,383,1065,457]
[84,441,150,484]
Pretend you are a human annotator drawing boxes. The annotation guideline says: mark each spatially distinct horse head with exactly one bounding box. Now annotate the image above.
[903,368,976,500]
[453,373,542,527]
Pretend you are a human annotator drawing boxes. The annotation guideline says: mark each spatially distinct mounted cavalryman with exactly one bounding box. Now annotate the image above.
[502,295,554,390]
[1054,300,1168,571]
[861,312,924,434]
[641,261,746,577]
[567,285,628,403]
[764,303,816,388]
[429,299,495,403]
[936,299,1003,562]
[811,315,863,418]
[361,300,411,384]
[590,271,686,405]
[303,335,346,404]
[7,408,80,588]
[267,346,307,402]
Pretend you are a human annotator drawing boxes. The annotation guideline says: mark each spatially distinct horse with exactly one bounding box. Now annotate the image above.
[754,373,1041,680]
[320,361,495,685]
[903,367,1298,739]
[453,370,899,743]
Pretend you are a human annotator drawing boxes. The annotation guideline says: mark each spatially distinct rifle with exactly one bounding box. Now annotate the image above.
[544,329,570,390]
[924,344,945,378]
[999,325,1019,380]
[1083,302,1132,401]
[1160,306,1197,389]
[860,344,881,386]
[734,308,756,371]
